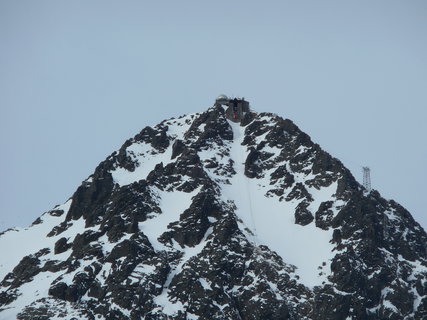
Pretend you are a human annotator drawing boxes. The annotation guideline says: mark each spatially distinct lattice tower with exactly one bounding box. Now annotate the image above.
[362,166,371,192]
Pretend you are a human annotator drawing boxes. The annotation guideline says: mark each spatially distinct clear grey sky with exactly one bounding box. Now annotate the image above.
[1,1,426,232]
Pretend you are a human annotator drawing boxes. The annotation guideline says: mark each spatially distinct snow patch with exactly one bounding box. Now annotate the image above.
[111,142,173,186]
[139,187,201,251]
[0,200,72,282]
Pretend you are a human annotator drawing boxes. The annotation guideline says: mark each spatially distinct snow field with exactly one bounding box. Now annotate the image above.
[111,141,173,187]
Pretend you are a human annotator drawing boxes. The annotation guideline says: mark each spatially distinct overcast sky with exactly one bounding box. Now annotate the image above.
[1,1,426,232]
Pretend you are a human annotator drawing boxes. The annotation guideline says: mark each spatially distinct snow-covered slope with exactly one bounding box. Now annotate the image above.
[222,120,337,287]
[0,105,426,320]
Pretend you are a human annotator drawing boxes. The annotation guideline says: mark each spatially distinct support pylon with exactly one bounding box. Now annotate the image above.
[362,167,371,192]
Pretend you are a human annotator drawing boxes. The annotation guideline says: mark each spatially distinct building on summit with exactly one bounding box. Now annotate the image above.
[215,94,250,123]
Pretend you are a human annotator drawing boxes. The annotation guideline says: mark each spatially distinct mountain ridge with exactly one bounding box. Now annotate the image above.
[0,104,426,319]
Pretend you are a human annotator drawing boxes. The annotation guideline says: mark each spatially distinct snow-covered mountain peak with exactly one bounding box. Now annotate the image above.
[1,103,426,319]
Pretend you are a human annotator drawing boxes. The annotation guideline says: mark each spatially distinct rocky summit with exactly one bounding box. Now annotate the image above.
[0,102,426,320]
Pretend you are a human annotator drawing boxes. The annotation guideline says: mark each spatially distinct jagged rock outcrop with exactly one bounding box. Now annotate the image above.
[0,104,426,320]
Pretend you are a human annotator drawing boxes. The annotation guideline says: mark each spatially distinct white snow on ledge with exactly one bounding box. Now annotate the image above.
[110,114,195,187]
[111,142,173,187]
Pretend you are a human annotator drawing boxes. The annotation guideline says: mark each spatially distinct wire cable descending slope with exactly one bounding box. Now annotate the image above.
[227,120,259,245]
[245,170,258,245]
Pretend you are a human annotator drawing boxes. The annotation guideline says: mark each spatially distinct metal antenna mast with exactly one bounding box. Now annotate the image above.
[362,166,371,192]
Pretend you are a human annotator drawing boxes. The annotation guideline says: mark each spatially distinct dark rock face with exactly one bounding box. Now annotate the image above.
[315,201,334,230]
[8,256,41,289]
[0,105,426,320]
[65,172,115,226]
[171,139,185,159]
[54,237,70,254]
[286,183,313,202]
[295,201,314,226]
